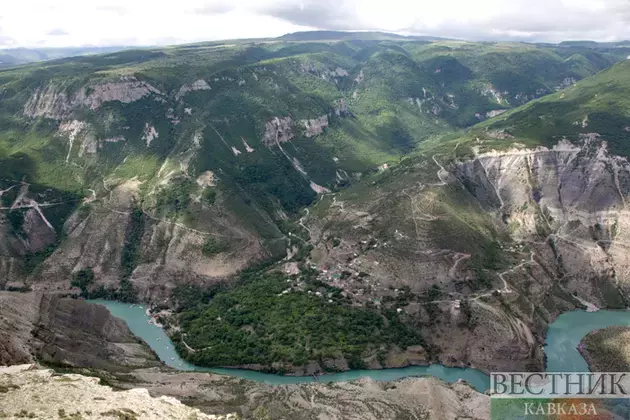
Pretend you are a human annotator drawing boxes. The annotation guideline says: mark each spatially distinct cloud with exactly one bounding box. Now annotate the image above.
[0,0,629,47]
[0,35,16,47]
[95,5,128,16]
[47,28,69,36]
[404,0,630,42]
[257,0,364,30]
[0,19,16,47]
[192,2,236,15]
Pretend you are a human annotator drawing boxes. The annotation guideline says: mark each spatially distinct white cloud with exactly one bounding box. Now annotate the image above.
[0,0,628,48]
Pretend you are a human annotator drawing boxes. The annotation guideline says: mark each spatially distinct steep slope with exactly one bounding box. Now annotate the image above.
[0,292,159,370]
[291,59,630,372]
[473,58,630,157]
[0,38,627,301]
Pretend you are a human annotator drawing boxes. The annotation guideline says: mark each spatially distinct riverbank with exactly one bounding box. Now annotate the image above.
[544,309,630,372]
[91,300,630,393]
[89,299,491,391]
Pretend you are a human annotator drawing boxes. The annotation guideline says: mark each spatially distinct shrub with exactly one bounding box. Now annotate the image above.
[70,268,95,296]
[202,188,217,205]
[202,237,229,255]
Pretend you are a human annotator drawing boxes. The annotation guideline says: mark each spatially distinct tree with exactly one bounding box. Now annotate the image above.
[71,268,95,296]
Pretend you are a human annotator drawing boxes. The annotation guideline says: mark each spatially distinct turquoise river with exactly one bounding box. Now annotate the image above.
[90,300,630,393]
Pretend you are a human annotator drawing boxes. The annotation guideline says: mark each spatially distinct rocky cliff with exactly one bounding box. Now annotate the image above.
[0,292,159,370]
[24,78,162,119]
[0,175,270,300]
[454,138,630,305]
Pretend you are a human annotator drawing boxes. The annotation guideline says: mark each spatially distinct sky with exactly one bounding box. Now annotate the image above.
[0,0,629,48]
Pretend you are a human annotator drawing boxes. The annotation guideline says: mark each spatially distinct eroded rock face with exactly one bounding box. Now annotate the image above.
[354,69,364,84]
[196,171,217,188]
[24,78,161,119]
[142,123,159,147]
[0,184,58,258]
[455,139,629,228]
[57,120,100,160]
[485,109,506,118]
[20,208,56,253]
[0,293,159,369]
[301,115,329,137]
[11,180,267,301]
[334,98,349,116]
[332,67,349,77]
[452,138,630,308]
[480,85,507,105]
[176,79,211,99]
[76,79,161,110]
[24,83,72,119]
[262,116,294,146]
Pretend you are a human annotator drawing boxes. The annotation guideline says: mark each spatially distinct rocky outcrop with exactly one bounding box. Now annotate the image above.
[0,293,159,370]
[176,79,211,99]
[262,116,294,146]
[24,78,161,119]
[455,139,629,235]
[300,63,348,80]
[76,79,161,110]
[301,115,328,137]
[480,85,507,105]
[0,365,234,419]
[57,120,99,158]
[332,67,349,77]
[334,98,349,116]
[24,83,73,119]
[196,171,217,188]
[485,109,506,118]
[264,115,331,141]
[142,123,159,147]
[556,77,577,90]
[354,69,364,84]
